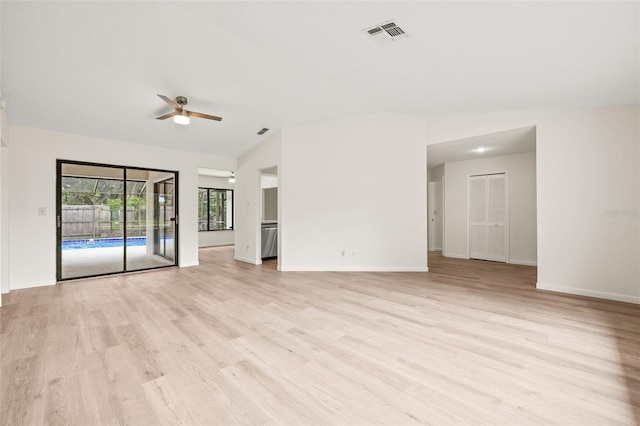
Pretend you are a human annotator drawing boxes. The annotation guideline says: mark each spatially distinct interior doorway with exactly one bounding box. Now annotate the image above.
[56,160,178,280]
[428,178,444,251]
[426,125,537,274]
[259,167,278,265]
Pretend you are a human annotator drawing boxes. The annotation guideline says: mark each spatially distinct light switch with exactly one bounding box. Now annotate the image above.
[38,207,46,216]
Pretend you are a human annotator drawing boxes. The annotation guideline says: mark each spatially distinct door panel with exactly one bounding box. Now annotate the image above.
[487,174,507,260]
[468,176,487,259]
[468,173,507,262]
[58,163,125,279]
[154,177,175,262]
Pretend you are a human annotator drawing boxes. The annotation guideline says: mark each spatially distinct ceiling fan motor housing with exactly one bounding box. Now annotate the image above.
[176,96,188,107]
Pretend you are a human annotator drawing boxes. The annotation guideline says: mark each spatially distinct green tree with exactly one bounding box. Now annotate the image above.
[107,198,122,211]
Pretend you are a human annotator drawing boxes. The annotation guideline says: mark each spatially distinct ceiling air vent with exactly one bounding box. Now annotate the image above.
[364,20,408,45]
[257,128,269,135]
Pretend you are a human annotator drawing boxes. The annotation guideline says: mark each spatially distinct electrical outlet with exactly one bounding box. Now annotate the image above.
[352,251,356,256]
[246,245,249,251]
[340,249,346,257]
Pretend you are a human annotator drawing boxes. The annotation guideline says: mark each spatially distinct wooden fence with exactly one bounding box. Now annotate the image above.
[62,205,147,239]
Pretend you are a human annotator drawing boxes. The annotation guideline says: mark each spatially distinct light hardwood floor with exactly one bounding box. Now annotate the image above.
[1,247,639,425]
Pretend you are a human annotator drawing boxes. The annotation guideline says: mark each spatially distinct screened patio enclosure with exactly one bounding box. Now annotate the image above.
[57,161,178,280]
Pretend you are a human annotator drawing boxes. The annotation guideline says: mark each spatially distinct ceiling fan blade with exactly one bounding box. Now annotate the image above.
[188,110,223,122]
[156,111,177,120]
[157,94,180,109]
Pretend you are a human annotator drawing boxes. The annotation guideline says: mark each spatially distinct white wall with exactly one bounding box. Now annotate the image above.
[232,106,637,303]
[7,125,235,290]
[280,113,428,271]
[421,106,638,303]
[262,188,278,221]
[428,164,444,181]
[533,108,639,303]
[0,145,8,297]
[234,130,281,265]
[443,151,537,265]
[198,174,235,247]
[0,102,7,301]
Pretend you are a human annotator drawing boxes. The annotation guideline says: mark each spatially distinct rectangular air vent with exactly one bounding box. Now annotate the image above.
[257,128,269,135]
[364,20,408,45]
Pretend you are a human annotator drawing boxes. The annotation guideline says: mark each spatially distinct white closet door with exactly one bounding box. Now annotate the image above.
[468,173,507,262]
[469,176,488,259]
[486,174,506,261]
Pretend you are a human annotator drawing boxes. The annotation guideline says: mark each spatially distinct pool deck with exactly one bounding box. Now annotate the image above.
[61,245,174,279]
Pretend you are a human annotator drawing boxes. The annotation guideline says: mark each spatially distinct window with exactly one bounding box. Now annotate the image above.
[198,188,233,231]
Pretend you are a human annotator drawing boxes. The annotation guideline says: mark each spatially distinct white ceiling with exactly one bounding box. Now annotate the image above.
[1,1,638,159]
[427,125,536,169]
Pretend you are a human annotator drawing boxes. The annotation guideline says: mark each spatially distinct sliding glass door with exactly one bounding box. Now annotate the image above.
[57,161,178,281]
[154,178,175,261]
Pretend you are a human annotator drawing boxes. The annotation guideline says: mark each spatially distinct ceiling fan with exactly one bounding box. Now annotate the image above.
[156,94,222,125]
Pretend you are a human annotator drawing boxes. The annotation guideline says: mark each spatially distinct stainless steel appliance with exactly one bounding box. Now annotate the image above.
[261,222,277,259]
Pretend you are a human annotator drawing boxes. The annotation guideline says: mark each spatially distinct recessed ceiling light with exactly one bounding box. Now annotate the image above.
[474,147,488,153]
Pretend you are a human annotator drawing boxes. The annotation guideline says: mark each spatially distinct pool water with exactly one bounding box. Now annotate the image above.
[62,237,147,250]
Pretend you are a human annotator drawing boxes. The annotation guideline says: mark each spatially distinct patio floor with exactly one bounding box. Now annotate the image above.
[61,245,174,279]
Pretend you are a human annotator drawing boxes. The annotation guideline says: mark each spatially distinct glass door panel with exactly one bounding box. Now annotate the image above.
[126,171,176,272]
[58,163,125,279]
[153,177,175,262]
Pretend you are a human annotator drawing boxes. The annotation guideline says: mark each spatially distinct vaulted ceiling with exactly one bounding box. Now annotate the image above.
[2,1,638,158]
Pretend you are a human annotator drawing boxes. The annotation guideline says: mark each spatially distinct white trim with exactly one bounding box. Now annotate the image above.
[509,259,537,266]
[441,175,446,255]
[198,243,235,248]
[428,177,445,253]
[443,253,468,259]
[10,280,55,290]
[234,256,259,265]
[537,282,640,304]
[279,266,428,272]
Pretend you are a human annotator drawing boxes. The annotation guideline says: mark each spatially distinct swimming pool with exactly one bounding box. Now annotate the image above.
[62,237,147,250]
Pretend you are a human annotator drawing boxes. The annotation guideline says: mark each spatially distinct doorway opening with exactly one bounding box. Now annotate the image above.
[56,160,178,281]
[426,126,537,275]
[197,168,235,250]
[428,177,444,252]
[259,166,278,267]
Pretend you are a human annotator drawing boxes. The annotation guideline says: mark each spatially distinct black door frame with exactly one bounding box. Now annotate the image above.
[154,177,176,261]
[56,159,179,281]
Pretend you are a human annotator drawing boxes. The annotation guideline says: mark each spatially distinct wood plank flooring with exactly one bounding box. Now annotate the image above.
[1,247,639,425]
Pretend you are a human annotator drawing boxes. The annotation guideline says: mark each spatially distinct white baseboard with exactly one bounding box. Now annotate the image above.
[10,280,55,291]
[278,266,428,272]
[442,253,468,259]
[537,282,640,304]
[509,259,537,266]
[198,243,234,248]
[234,256,259,265]
[178,261,198,268]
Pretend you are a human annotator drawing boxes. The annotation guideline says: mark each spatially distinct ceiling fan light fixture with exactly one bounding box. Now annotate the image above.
[173,111,190,125]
